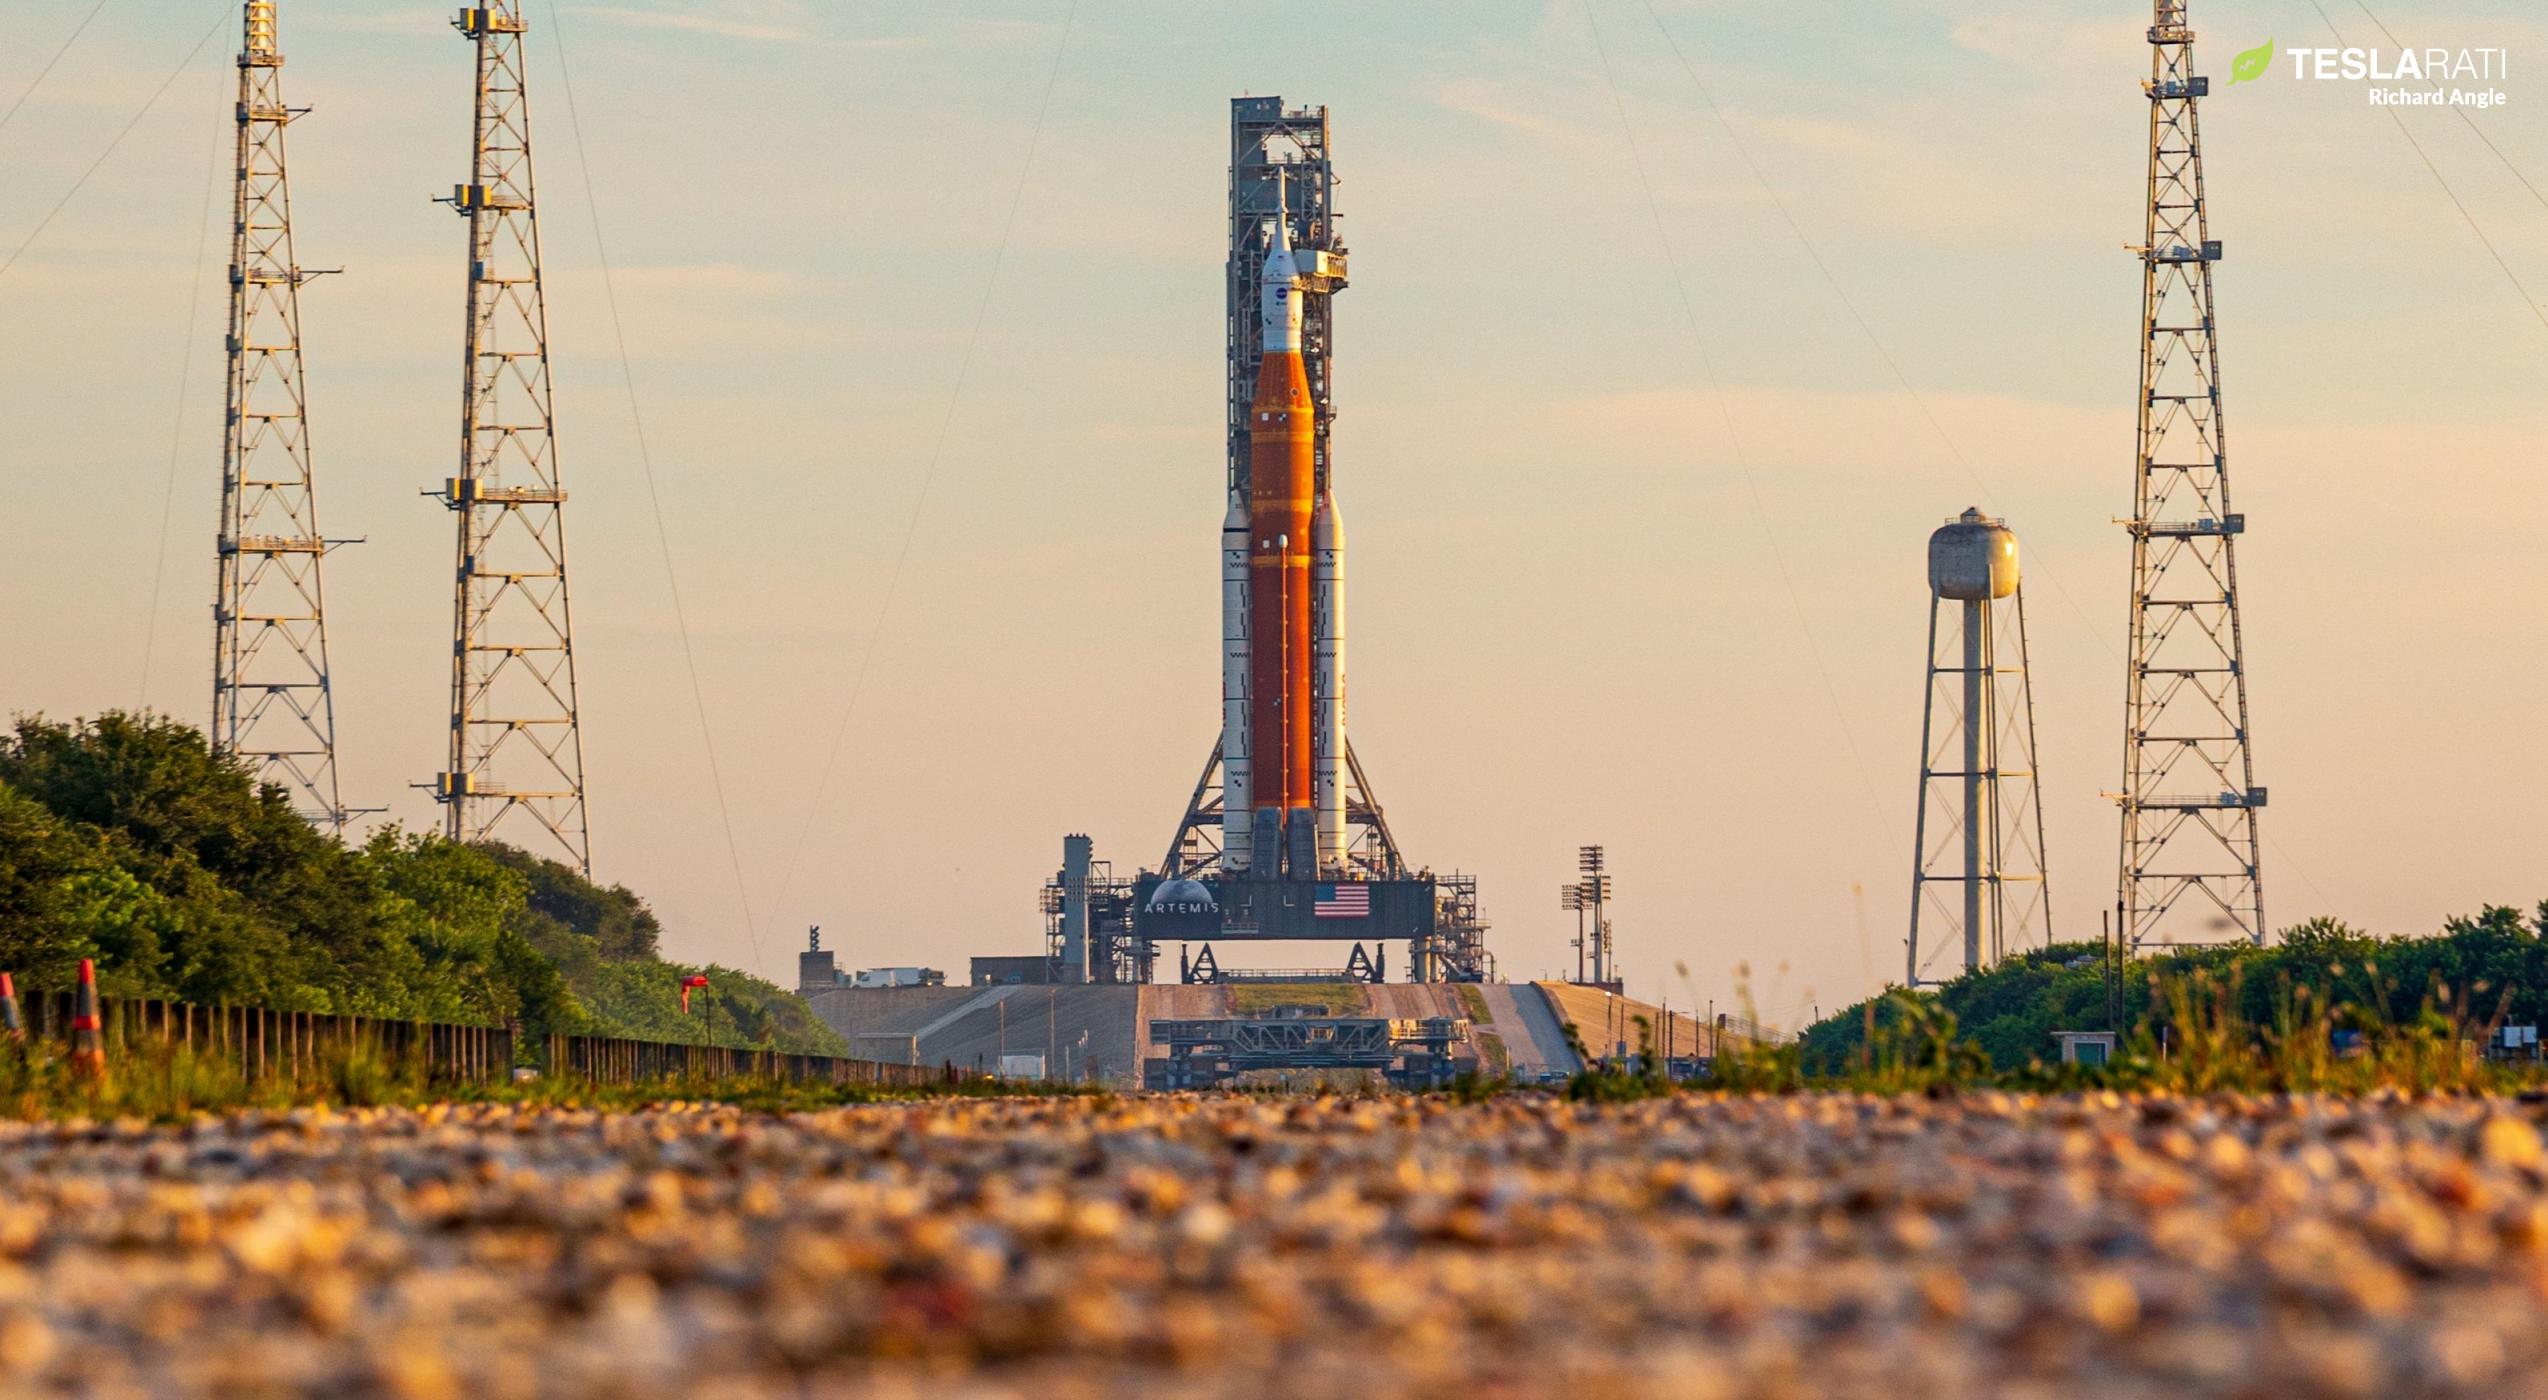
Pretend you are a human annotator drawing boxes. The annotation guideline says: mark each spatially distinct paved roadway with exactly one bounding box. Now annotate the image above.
[1476,983,1582,1080]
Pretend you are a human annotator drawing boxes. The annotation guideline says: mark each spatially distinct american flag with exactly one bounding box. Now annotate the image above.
[1313,883,1370,918]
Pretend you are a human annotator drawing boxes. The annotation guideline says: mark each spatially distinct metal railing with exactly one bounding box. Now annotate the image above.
[545,1032,966,1089]
[7,988,971,1092]
[12,990,514,1086]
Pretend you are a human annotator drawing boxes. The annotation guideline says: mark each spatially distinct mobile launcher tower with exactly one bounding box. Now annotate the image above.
[1045,98,1492,986]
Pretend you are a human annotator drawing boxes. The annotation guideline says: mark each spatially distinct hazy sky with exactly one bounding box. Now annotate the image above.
[6,0,2544,1025]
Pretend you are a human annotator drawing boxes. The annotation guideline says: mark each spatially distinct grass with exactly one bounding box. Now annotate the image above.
[1559,1015,1670,1102]
[0,1036,455,1122]
[0,1035,1090,1123]
[1457,985,1492,1024]
[1794,965,2527,1097]
[1228,983,1369,1016]
[2061,965,2511,1096]
[19,962,2533,1117]
[1460,962,2546,1102]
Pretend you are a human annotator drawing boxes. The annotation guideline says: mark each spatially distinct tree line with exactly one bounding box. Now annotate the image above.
[0,713,845,1056]
[1802,904,2548,1071]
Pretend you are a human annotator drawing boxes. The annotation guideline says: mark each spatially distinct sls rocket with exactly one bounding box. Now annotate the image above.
[1220,211,1344,879]
[1312,483,1343,873]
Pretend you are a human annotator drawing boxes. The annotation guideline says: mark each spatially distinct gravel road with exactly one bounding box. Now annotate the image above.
[3,1092,2546,1397]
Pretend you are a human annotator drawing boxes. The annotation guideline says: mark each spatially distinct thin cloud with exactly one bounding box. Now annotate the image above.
[563,3,929,48]
[595,262,820,297]
[1948,11,2142,73]
[1426,77,1613,162]
[565,5,806,43]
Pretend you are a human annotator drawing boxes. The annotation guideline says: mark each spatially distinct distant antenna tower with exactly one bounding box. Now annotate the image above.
[429,0,589,872]
[2119,0,2263,949]
[1908,510,2050,986]
[212,0,351,832]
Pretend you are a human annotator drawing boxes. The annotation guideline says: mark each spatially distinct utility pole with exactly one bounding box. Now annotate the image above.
[430,0,590,872]
[2118,0,2264,950]
[214,0,350,833]
[2104,906,2124,1032]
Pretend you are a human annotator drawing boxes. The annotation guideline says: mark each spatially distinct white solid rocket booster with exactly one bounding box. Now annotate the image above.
[1312,486,1344,874]
[1220,490,1252,870]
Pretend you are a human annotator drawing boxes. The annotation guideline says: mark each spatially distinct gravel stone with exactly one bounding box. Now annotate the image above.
[2,1094,2547,1396]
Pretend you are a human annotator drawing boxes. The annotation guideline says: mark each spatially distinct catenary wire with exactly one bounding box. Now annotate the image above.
[0,1,228,286]
[1583,3,1898,855]
[2305,0,2548,331]
[138,59,232,706]
[2347,1,2548,238]
[0,0,116,142]
[759,0,1081,949]
[1632,0,2341,919]
[1634,0,2118,658]
[544,0,765,971]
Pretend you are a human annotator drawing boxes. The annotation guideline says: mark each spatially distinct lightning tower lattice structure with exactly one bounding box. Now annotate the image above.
[2118,0,2263,951]
[212,0,350,832]
[1908,511,2051,986]
[430,0,589,872]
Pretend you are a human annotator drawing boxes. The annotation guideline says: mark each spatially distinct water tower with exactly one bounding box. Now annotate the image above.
[1908,510,2051,985]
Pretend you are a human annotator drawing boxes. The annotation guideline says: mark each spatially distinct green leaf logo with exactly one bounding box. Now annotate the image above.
[2228,38,2274,84]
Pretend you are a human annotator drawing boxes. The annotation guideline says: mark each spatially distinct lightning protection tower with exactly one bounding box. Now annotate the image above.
[1907,511,2050,986]
[430,0,589,872]
[2119,0,2263,950]
[212,0,350,832]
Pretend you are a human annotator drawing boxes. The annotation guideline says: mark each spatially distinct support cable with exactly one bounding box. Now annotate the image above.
[0,1,228,286]
[1584,2,1896,849]
[543,0,763,969]
[1635,0,2337,919]
[138,60,232,706]
[2324,0,2548,330]
[0,0,116,142]
[760,0,1080,944]
[1635,0,2114,657]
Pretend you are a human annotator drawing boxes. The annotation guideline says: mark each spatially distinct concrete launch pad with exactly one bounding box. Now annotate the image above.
[798,979,1737,1088]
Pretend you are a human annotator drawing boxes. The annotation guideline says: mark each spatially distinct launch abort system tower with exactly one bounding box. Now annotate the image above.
[1908,510,2051,985]
[2117,1,2264,951]
[1060,97,1490,986]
